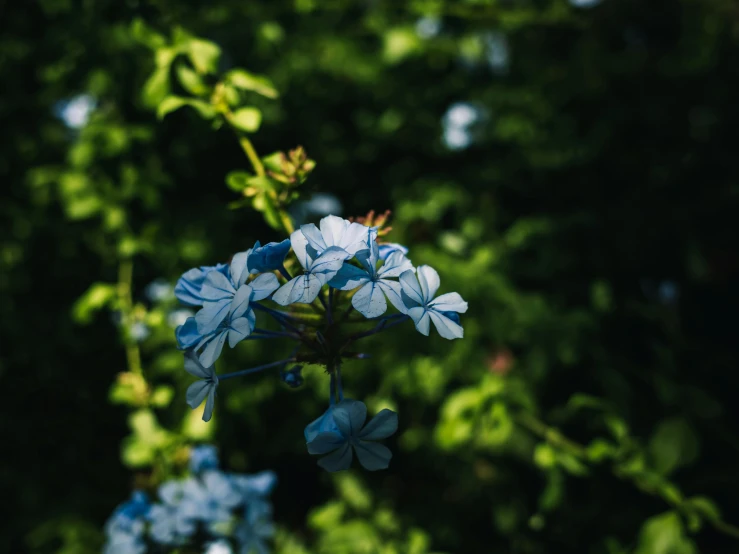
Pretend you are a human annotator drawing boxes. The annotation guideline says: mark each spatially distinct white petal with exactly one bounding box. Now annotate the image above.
[428,310,464,339]
[352,281,387,318]
[377,280,406,313]
[399,269,424,305]
[416,265,440,303]
[290,229,312,269]
[230,250,250,286]
[271,278,297,306]
[377,251,413,279]
[299,223,325,254]
[230,284,253,319]
[249,273,279,301]
[407,307,430,336]
[318,215,348,248]
[429,292,468,313]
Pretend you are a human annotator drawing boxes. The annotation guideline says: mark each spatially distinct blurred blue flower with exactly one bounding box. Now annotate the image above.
[232,470,277,523]
[234,507,275,554]
[279,365,304,388]
[442,102,482,151]
[179,471,242,532]
[103,491,149,554]
[306,399,398,472]
[145,278,175,303]
[175,263,230,307]
[247,239,291,274]
[330,239,413,318]
[570,0,601,7]
[148,481,197,545]
[204,540,234,554]
[190,445,220,474]
[54,94,96,129]
[184,353,219,422]
[169,308,195,328]
[272,233,350,305]
[399,265,468,339]
[484,31,509,74]
[129,322,150,343]
[378,242,408,261]
[415,16,442,39]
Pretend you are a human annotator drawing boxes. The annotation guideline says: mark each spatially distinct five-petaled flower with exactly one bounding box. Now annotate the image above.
[330,237,413,318]
[399,265,468,339]
[305,399,398,472]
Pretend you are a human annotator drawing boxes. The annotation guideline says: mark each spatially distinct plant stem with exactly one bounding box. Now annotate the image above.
[219,358,296,381]
[238,136,265,177]
[118,259,142,376]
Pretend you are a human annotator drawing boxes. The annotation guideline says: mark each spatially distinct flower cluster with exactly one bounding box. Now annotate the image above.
[174,215,468,471]
[103,446,276,554]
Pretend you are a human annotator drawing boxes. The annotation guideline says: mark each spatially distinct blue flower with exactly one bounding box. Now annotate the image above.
[175,263,230,306]
[190,445,220,474]
[330,239,413,318]
[184,353,219,422]
[399,265,468,339]
[247,239,291,274]
[204,540,234,554]
[180,306,257,368]
[306,399,398,472]
[231,470,277,523]
[279,365,303,388]
[148,481,197,546]
[234,507,275,554]
[299,214,376,257]
[272,231,350,305]
[179,471,243,532]
[196,266,278,336]
[378,242,408,261]
[103,491,149,554]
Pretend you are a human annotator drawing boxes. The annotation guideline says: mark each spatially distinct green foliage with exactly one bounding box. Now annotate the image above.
[5,1,739,553]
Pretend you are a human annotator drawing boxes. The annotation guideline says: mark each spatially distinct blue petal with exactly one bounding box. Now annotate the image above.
[248,239,291,273]
[358,409,398,440]
[229,250,250,287]
[307,246,351,282]
[272,274,322,305]
[354,441,392,471]
[416,265,440,303]
[290,229,312,269]
[195,298,231,334]
[378,243,408,261]
[174,264,229,306]
[183,352,213,379]
[307,431,346,455]
[328,263,370,291]
[203,386,217,422]
[428,292,468,313]
[332,399,367,437]
[176,317,203,350]
[249,273,280,301]
[408,307,431,336]
[198,330,228,367]
[317,442,353,472]
[378,280,406,313]
[186,380,210,410]
[377,250,414,279]
[304,407,340,443]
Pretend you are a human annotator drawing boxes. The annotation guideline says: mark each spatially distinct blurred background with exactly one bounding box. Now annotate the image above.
[2,0,739,552]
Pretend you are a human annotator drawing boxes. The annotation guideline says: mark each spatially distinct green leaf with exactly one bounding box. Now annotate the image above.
[72,283,116,324]
[634,512,696,554]
[187,38,221,74]
[336,473,372,512]
[157,96,216,120]
[228,107,262,132]
[150,386,174,408]
[225,69,279,98]
[141,66,171,108]
[648,417,700,475]
[175,63,209,96]
[225,170,253,193]
[121,436,155,467]
[130,18,167,49]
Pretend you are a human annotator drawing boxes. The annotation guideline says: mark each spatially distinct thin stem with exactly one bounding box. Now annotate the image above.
[348,315,409,342]
[317,292,328,311]
[253,328,301,339]
[514,412,739,541]
[279,265,291,280]
[327,288,334,325]
[118,260,143,376]
[335,364,344,401]
[329,373,336,406]
[238,136,265,177]
[219,358,296,381]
